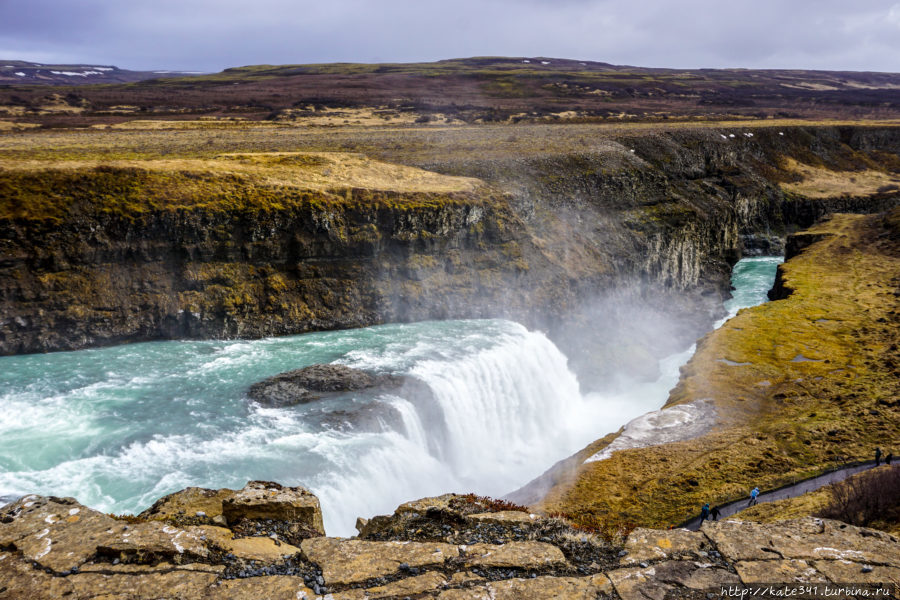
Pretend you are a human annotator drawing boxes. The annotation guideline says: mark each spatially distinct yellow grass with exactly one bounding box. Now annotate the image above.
[781,157,900,198]
[0,152,481,195]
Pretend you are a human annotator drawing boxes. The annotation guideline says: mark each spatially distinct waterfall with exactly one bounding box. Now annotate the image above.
[407,325,584,487]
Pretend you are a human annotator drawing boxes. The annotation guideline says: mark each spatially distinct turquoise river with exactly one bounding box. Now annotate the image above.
[0,257,781,535]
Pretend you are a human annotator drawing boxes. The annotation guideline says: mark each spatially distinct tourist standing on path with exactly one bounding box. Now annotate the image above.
[887,452,893,465]
[748,487,760,506]
[875,447,882,466]
[711,506,721,521]
[700,503,710,522]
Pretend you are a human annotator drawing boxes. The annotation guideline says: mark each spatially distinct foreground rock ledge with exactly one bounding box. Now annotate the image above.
[2,485,898,599]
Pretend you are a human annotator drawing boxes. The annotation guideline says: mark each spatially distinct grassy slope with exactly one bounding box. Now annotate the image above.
[536,208,900,530]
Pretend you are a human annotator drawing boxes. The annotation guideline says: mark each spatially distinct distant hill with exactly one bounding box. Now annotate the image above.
[0,60,203,85]
[1,57,898,124]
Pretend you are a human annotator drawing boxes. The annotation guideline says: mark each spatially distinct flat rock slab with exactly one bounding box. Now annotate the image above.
[437,575,613,600]
[609,561,740,600]
[461,541,567,569]
[205,576,314,600]
[814,560,900,585]
[466,511,541,525]
[0,496,206,572]
[187,525,301,562]
[300,538,459,585]
[59,569,219,600]
[734,559,828,584]
[702,517,900,566]
[365,571,447,598]
[395,493,459,516]
[621,527,710,564]
[76,562,226,575]
[138,486,236,526]
[488,574,614,600]
[222,480,325,536]
[97,521,209,563]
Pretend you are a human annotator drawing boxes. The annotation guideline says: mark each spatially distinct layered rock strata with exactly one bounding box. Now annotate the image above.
[2,125,899,386]
[2,487,897,599]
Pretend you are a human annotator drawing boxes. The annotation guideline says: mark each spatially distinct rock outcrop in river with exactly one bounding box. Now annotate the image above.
[2,485,897,599]
[248,364,404,407]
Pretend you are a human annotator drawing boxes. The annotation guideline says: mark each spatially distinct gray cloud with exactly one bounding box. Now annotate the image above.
[1,0,898,72]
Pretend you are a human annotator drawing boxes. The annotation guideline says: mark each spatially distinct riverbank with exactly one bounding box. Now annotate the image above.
[533,207,900,531]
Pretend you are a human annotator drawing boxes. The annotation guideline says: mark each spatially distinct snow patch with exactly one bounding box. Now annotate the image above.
[51,70,104,77]
[68,508,80,515]
[14,72,25,77]
[584,399,716,463]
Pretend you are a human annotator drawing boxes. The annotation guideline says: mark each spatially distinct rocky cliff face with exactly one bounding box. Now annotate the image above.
[1,126,899,386]
[0,171,563,355]
[2,485,897,599]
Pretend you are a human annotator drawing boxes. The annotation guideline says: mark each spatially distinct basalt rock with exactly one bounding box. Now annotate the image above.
[3,489,899,600]
[222,481,325,543]
[247,364,405,407]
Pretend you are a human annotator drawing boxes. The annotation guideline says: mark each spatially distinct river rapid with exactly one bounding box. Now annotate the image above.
[0,257,781,535]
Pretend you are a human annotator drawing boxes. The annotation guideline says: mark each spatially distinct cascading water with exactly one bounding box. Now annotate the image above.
[0,257,781,536]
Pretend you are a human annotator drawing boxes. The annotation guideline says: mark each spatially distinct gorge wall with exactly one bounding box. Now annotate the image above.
[1,124,899,385]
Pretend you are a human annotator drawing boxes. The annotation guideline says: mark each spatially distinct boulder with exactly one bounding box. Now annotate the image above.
[247,364,404,407]
[221,481,325,542]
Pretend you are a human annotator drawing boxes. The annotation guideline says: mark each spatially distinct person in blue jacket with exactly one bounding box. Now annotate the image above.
[748,487,760,506]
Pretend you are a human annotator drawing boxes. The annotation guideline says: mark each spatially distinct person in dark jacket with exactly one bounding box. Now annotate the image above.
[887,452,893,465]
[876,447,882,466]
[711,505,721,521]
[700,503,710,522]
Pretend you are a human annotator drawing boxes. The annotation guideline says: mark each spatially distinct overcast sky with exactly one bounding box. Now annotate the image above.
[2,0,899,73]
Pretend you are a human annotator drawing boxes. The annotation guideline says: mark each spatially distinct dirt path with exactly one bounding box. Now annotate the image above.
[680,460,893,530]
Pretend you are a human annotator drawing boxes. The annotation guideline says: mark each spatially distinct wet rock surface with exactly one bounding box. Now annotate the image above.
[247,364,405,407]
[2,489,899,599]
